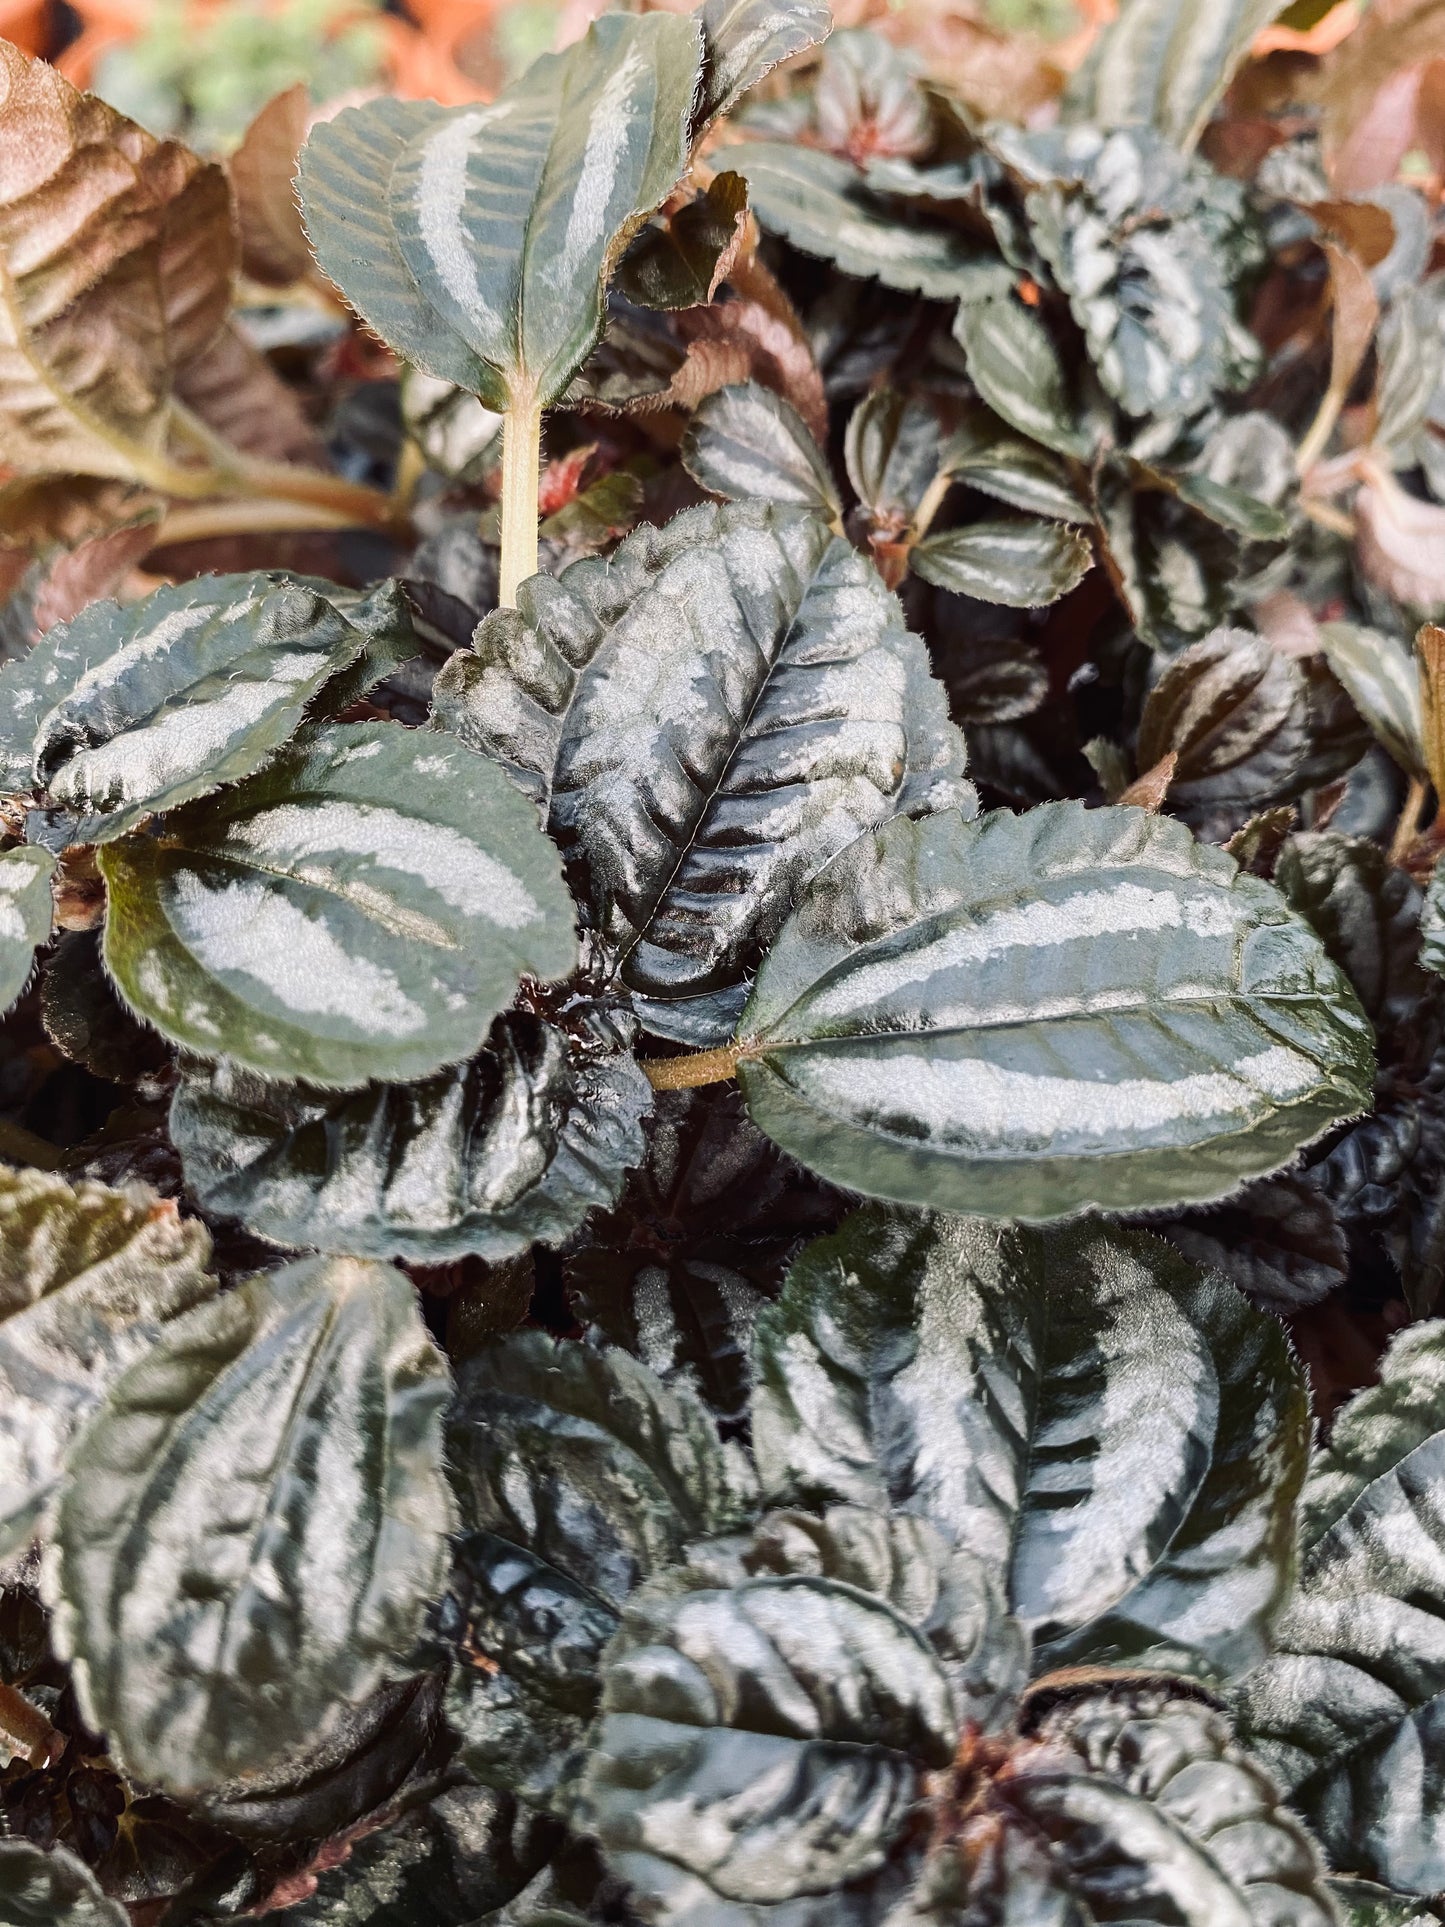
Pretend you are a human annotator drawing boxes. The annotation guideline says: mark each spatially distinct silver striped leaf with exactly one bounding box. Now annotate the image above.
[433,501,970,1047]
[99,722,577,1089]
[0,1840,129,1927]
[50,1255,455,1797]
[299,13,703,412]
[937,406,1091,523]
[730,142,1016,303]
[1068,0,1284,152]
[581,1572,959,1911]
[952,295,1095,461]
[995,125,1262,424]
[0,844,53,1016]
[681,381,841,516]
[752,1210,1308,1674]
[735,802,1374,1220]
[697,0,831,125]
[998,1686,1337,1927]
[1320,621,1426,783]
[170,1005,651,1263]
[1237,1321,1445,1894]
[912,516,1094,608]
[0,575,396,843]
[0,1165,215,1564]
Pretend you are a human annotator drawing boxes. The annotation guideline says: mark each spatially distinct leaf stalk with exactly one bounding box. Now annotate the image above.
[641,1044,746,1090]
[499,393,545,608]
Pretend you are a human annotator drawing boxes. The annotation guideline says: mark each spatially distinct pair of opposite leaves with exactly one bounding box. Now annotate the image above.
[0,503,1376,1248]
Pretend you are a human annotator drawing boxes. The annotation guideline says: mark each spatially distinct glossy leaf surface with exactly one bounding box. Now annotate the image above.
[52,1255,454,1796]
[0,1166,214,1564]
[1239,1321,1445,1894]
[442,1333,754,1807]
[732,143,1014,302]
[912,516,1093,607]
[737,803,1374,1221]
[171,1006,650,1262]
[680,381,840,515]
[753,1209,1308,1675]
[0,845,53,1015]
[100,722,577,1088]
[0,575,387,841]
[434,501,969,1046]
[299,15,703,410]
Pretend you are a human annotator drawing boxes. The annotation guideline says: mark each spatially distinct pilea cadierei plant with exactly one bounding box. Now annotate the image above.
[5,0,1445,1920]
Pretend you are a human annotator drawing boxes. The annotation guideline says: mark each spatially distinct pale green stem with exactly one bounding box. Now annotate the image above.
[499,395,544,609]
[641,1044,745,1090]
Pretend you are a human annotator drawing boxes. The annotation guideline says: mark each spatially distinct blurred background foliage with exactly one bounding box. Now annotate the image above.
[2,0,1090,150]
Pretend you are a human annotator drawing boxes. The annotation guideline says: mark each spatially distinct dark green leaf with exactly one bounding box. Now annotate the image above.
[41,929,170,1082]
[939,406,1091,523]
[52,1254,454,1797]
[953,296,1093,460]
[615,173,749,313]
[298,14,704,410]
[1320,622,1426,781]
[0,1164,214,1562]
[99,722,577,1088]
[939,631,1050,726]
[566,1084,839,1429]
[736,803,1374,1221]
[696,0,832,126]
[1276,833,1433,1050]
[1136,628,1311,834]
[0,575,381,843]
[731,142,1014,303]
[442,1333,754,1805]
[0,1839,128,1927]
[170,1005,651,1263]
[912,516,1093,607]
[997,125,1262,422]
[1000,1685,1337,1927]
[1070,0,1286,152]
[1331,1878,1445,1927]
[433,501,970,1047]
[1167,1175,1351,1311]
[0,844,53,1015]
[1238,1320,1445,1891]
[581,1572,958,1911]
[845,388,944,531]
[681,382,840,515]
[753,1209,1307,1673]
[1093,459,1245,650]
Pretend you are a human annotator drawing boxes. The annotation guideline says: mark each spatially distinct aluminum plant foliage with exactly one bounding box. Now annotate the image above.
[1238,1319,1445,1895]
[299,14,704,413]
[0,573,408,842]
[169,1006,652,1262]
[751,1210,1309,1679]
[681,381,842,516]
[50,1254,455,1797]
[427,1212,1333,1926]
[433,499,971,1045]
[98,721,577,1088]
[0,843,53,1016]
[0,1165,214,1564]
[733,801,1375,1220]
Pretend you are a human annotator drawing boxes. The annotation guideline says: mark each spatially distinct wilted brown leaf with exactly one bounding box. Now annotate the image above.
[1317,0,1445,187]
[230,84,312,289]
[1356,467,1445,610]
[1297,242,1379,472]
[173,326,326,468]
[22,519,162,644]
[1118,751,1178,812]
[0,42,235,486]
